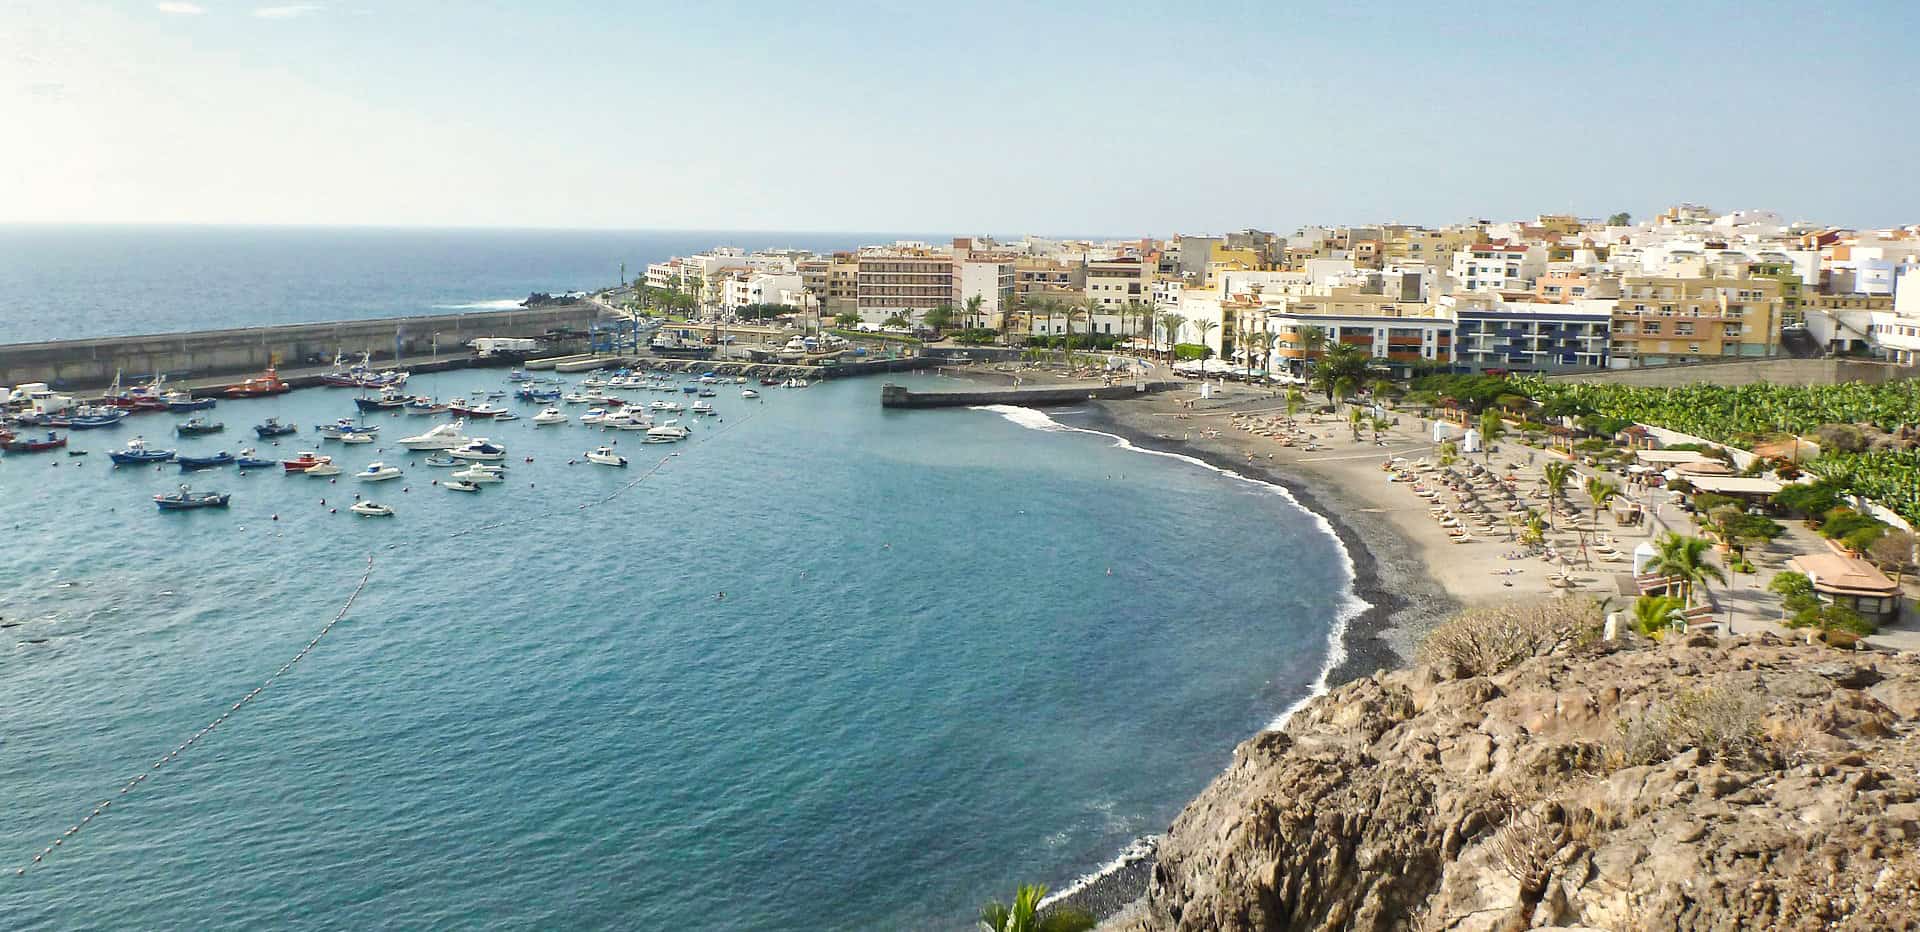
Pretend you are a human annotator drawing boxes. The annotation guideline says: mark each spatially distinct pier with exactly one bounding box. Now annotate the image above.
[523,352,936,381]
[0,303,601,392]
[879,381,1180,409]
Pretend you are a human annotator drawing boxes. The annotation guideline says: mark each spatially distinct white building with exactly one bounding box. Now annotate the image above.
[955,259,1016,328]
[1450,242,1547,293]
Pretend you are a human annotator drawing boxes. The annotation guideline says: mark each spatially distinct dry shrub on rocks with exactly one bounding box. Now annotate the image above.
[1417,598,1600,679]
[1613,687,1774,769]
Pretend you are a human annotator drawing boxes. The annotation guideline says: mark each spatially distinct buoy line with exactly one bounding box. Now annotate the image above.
[14,553,376,877]
[14,405,763,878]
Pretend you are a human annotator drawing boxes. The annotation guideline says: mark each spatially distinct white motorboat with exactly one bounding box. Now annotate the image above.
[698,375,718,385]
[533,407,567,425]
[355,462,403,481]
[398,420,468,450]
[691,400,716,416]
[423,454,460,467]
[741,389,759,399]
[303,457,342,477]
[643,421,690,443]
[443,479,481,493]
[451,464,506,483]
[338,432,374,445]
[579,408,609,425]
[585,445,628,467]
[561,392,589,405]
[449,439,506,461]
[493,412,520,422]
[350,501,395,517]
[649,400,683,413]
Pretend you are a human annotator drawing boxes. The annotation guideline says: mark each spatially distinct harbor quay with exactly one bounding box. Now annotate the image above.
[0,304,602,392]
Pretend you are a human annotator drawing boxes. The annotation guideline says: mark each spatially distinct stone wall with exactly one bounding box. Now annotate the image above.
[1545,357,1917,387]
[0,305,602,390]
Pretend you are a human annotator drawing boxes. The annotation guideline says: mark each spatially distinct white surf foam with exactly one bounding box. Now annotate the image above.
[972,404,1370,729]
[432,298,525,311]
[1037,834,1162,910]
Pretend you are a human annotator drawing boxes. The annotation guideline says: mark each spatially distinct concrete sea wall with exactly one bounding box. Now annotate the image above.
[880,381,1179,408]
[1545,357,1917,388]
[0,304,602,390]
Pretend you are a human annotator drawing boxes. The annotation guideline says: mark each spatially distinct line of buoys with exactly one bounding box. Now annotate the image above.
[13,554,376,877]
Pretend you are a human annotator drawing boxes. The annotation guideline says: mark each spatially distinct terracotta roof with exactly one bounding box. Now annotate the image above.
[1790,554,1899,597]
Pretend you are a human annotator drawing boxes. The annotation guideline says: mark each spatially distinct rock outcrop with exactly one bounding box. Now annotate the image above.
[1125,632,1920,931]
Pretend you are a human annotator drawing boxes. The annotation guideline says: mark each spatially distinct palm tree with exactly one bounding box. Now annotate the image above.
[1478,410,1504,462]
[1647,532,1727,608]
[1298,324,1327,361]
[964,294,986,331]
[1370,416,1391,444]
[1632,593,1689,638]
[978,884,1094,932]
[1075,297,1101,360]
[1366,378,1397,402]
[1158,312,1186,362]
[1542,460,1571,530]
[1348,406,1366,441]
[1192,318,1219,362]
[1585,476,1621,517]
[1284,388,1304,422]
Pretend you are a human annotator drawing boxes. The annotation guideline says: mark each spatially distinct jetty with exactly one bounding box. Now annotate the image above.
[879,381,1180,409]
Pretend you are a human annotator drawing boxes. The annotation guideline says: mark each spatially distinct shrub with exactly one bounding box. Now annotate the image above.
[1814,423,1869,453]
[1172,342,1210,360]
[1842,526,1887,553]
[1614,687,1772,769]
[1417,599,1599,679]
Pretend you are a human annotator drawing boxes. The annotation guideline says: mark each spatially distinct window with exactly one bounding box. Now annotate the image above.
[1675,322,1694,336]
[1643,322,1662,334]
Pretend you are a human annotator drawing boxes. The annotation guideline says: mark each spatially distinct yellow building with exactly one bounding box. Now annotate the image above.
[1611,275,1784,365]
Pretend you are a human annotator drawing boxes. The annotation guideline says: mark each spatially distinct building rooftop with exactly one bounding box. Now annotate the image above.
[1790,553,1899,597]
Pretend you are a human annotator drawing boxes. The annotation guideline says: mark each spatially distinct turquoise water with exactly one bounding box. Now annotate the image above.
[0,371,1353,929]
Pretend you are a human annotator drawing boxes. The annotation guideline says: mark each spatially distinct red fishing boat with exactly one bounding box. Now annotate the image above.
[3,431,67,453]
[224,368,291,398]
[281,450,323,472]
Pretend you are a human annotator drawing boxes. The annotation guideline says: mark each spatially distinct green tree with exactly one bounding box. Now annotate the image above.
[923,302,956,333]
[977,884,1094,932]
[1315,343,1370,405]
[1157,312,1186,362]
[1284,388,1304,421]
[1370,416,1391,443]
[1348,406,1366,441]
[1298,324,1328,360]
[1647,532,1726,608]
[963,294,986,330]
[1607,211,1632,226]
[1192,318,1219,363]
[833,311,860,329]
[1633,593,1687,638]
[1542,460,1572,529]
[1585,476,1621,516]
[1121,299,1153,351]
[1478,410,1505,462]
[881,312,912,330]
[1438,440,1460,467]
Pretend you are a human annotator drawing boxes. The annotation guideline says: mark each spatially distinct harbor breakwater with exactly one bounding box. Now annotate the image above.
[880,381,1180,408]
[0,304,602,391]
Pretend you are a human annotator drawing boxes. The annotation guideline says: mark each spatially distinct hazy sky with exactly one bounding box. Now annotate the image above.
[4,1,1916,234]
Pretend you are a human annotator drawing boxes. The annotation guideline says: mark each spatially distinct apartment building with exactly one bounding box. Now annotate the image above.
[1084,256,1151,311]
[1014,258,1083,306]
[1450,242,1548,293]
[856,251,955,325]
[1447,295,1612,373]
[1260,285,1453,375]
[1610,274,1784,366]
[1533,269,1619,303]
[956,259,1016,328]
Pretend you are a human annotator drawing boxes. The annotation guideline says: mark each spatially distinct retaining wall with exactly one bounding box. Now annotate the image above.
[1544,357,1917,388]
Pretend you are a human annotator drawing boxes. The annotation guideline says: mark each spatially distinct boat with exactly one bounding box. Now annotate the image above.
[423,454,460,467]
[354,388,408,411]
[254,417,297,438]
[493,413,520,422]
[696,387,717,398]
[643,422,690,443]
[222,368,290,398]
[14,412,73,428]
[349,501,395,517]
[513,386,561,402]
[506,369,531,382]
[561,392,589,405]
[320,353,410,389]
[447,398,507,419]
[760,377,781,386]
[281,451,324,472]
[3,431,67,453]
[680,384,700,395]
[67,405,130,429]
[578,408,609,426]
[176,416,225,436]
[611,411,654,431]
[450,464,506,484]
[443,479,482,493]
[403,397,449,415]
[315,418,379,440]
[338,432,375,444]
[354,462,403,481]
[449,439,506,461]
[691,400,716,416]
[236,449,277,470]
[741,389,759,399]
[163,391,216,412]
[532,407,567,425]
[154,485,230,511]
[585,446,627,467]
[178,451,236,470]
[108,437,175,464]
[698,374,719,385]
[398,421,468,450]
[302,457,342,477]
[649,400,683,413]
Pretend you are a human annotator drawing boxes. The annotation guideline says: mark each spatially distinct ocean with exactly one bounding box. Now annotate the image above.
[0,226,925,343]
[0,228,1359,929]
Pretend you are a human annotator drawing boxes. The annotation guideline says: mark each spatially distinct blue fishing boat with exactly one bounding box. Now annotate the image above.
[178,451,237,470]
[163,391,216,412]
[354,387,408,411]
[108,437,175,464]
[681,384,700,395]
[67,406,129,430]
[506,369,532,382]
[254,417,297,438]
[176,416,225,436]
[153,485,230,511]
[235,450,278,469]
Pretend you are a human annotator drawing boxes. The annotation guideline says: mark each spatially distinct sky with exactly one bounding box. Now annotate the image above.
[3,0,1918,235]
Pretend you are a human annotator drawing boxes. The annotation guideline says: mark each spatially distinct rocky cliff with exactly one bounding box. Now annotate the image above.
[1124,626,1920,931]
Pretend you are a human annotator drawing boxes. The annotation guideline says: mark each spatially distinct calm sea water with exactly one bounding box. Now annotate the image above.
[0,226,925,343]
[0,372,1355,929]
